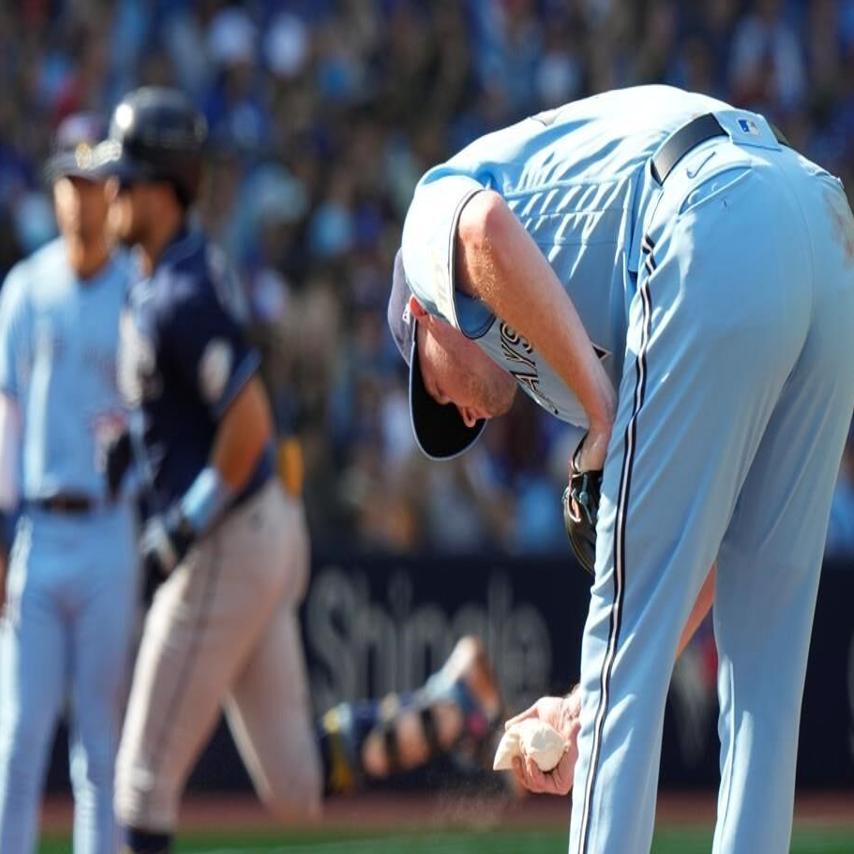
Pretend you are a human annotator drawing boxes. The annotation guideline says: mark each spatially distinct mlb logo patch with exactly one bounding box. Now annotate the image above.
[737,117,760,137]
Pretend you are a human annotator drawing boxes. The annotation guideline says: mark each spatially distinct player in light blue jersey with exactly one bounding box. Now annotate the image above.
[0,115,137,853]
[388,85,854,853]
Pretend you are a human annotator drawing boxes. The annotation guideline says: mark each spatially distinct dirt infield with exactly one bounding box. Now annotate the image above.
[41,789,854,834]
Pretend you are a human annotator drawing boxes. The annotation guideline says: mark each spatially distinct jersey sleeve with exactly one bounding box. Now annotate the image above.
[455,291,495,339]
[161,283,260,420]
[0,263,31,400]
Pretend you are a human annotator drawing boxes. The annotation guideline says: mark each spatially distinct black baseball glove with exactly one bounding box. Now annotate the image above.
[562,435,602,575]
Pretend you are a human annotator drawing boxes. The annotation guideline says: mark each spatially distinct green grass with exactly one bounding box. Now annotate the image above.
[37,826,854,853]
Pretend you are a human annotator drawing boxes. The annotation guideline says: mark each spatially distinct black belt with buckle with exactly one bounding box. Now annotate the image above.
[34,494,96,514]
[651,113,791,185]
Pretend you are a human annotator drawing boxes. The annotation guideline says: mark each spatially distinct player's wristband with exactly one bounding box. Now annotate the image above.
[179,466,234,537]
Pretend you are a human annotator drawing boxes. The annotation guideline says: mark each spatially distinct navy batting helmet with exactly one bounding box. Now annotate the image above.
[96,87,208,206]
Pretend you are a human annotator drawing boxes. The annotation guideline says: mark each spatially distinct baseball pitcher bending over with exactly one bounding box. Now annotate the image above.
[388,85,854,853]
[97,88,502,854]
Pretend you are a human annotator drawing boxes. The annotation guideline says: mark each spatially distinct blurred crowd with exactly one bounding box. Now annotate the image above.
[0,0,853,556]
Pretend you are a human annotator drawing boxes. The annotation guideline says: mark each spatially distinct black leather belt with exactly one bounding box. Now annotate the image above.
[34,494,95,514]
[651,113,790,185]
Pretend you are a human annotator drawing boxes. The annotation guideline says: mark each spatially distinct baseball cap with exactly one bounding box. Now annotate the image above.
[391,172,489,460]
[387,248,486,461]
[399,172,485,333]
[44,113,107,183]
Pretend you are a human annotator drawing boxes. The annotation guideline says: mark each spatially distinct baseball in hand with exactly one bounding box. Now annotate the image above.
[493,718,567,773]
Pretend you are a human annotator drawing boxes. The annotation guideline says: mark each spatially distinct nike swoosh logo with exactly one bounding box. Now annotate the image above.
[686,151,717,179]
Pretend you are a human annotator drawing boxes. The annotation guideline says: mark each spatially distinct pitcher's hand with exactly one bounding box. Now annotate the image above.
[505,687,581,795]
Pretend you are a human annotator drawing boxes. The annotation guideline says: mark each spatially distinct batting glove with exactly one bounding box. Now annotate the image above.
[140,466,234,578]
[139,508,195,579]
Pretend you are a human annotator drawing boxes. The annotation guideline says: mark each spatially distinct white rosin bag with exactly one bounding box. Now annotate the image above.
[493,717,567,773]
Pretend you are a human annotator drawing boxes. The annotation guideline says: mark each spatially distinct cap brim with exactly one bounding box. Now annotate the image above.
[408,333,485,461]
[44,153,107,183]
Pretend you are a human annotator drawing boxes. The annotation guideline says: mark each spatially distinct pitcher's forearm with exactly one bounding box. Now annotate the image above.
[456,191,616,432]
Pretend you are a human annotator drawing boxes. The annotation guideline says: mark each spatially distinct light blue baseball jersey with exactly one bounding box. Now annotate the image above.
[401,85,740,424]
[0,238,131,501]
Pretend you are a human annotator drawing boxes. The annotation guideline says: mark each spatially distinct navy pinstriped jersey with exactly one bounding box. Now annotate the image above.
[118,228,273,514]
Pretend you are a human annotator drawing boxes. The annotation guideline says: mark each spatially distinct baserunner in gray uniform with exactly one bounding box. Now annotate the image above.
[99,87,503,854]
